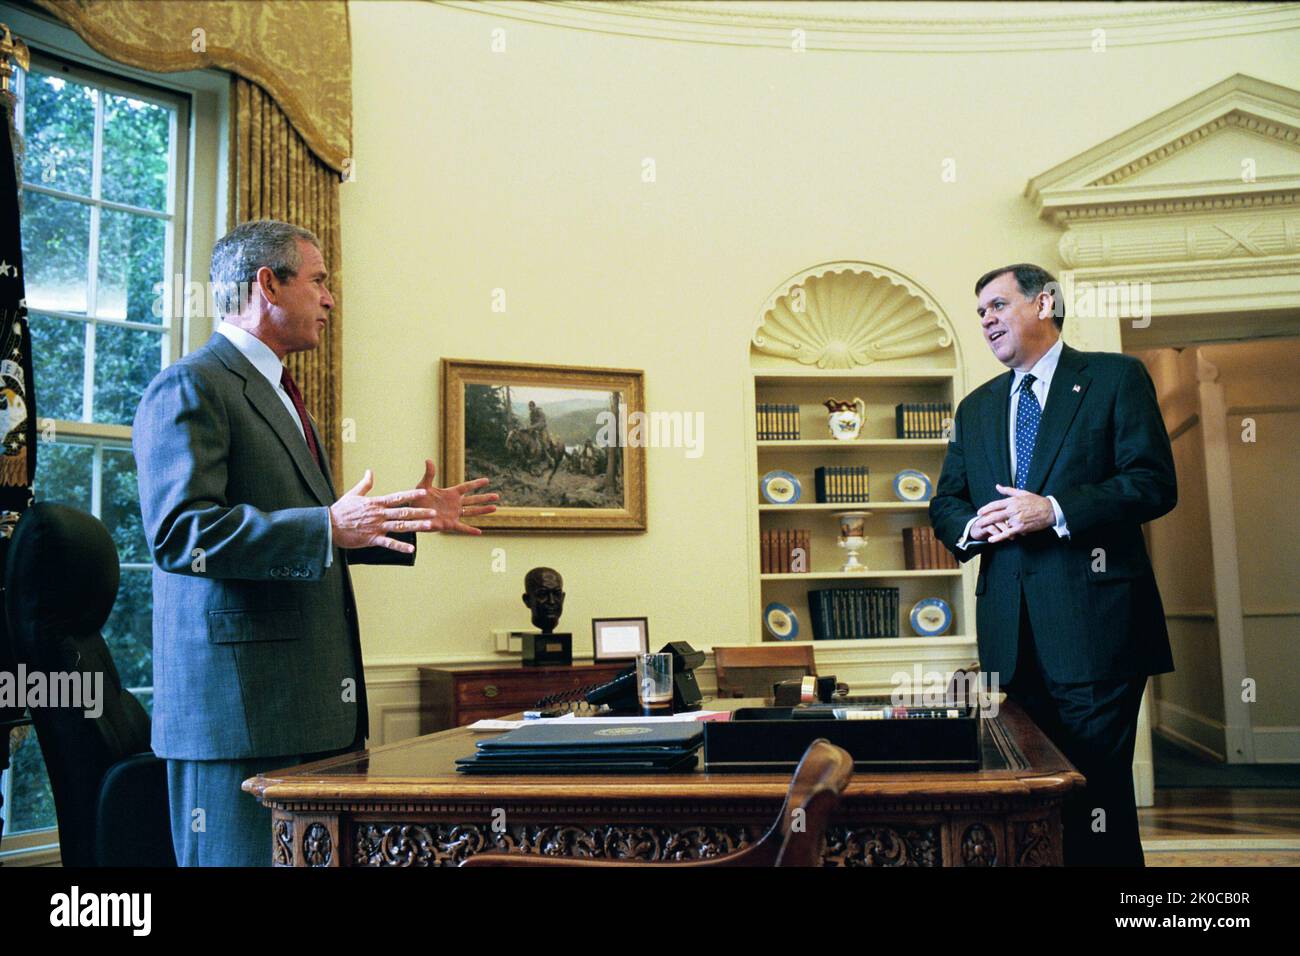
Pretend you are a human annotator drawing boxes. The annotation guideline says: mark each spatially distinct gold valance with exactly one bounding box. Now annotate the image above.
[31,0,351,172]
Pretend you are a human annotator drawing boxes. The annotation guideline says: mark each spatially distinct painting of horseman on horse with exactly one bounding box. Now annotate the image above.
[463,383,624,508]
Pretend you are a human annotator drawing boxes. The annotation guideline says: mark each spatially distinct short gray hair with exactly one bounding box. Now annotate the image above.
[210,219,320,316]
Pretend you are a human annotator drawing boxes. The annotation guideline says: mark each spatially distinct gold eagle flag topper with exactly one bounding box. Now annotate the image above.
[0,24,28,93]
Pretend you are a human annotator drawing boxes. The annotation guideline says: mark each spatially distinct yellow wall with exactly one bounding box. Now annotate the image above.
[339,1,1300,665]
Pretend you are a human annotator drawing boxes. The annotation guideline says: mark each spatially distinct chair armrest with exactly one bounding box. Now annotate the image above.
[94,752,177,867]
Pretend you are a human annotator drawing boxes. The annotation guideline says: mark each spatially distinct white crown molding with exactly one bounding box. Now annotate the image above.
[1025,74,1300,321]
[434,1,1300,52]
[1058,211,1300,267]
[1027,74,1300,219]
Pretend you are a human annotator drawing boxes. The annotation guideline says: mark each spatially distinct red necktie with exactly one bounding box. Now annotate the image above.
[280,366,321,469]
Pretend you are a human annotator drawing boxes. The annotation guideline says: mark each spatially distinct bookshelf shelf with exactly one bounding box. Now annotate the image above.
[757,439,949,450]
[752,635,976,651]
[753,369,956,386]
[761,569,961,581]
[758,502,930,512]
[748,262,973,653]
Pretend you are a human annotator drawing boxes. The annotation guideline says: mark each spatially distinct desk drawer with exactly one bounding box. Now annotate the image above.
[457,706,515,726]
[455,670,619,708]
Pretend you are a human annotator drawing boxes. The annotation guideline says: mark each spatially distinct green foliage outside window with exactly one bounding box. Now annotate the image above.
[2,64,176,840]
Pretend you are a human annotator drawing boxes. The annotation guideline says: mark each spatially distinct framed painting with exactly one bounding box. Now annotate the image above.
[441,358,647,531]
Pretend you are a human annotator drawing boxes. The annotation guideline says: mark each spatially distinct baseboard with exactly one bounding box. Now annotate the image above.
[1250,726,1300,763]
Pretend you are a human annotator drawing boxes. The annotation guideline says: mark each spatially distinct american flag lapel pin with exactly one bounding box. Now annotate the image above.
[1072,384,1081,393]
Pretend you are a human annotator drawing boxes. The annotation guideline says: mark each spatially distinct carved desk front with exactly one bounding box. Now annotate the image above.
[243,697,1083,867]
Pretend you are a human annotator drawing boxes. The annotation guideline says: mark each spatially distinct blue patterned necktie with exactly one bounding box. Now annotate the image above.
[1014,373,1040,490]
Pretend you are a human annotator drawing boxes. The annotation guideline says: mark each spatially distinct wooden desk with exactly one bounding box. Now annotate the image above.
[244,698,1083,867]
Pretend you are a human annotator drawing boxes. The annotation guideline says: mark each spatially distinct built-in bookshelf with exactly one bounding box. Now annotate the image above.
[748,263,976,654]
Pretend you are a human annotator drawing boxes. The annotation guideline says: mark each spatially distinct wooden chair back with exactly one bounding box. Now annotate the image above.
[459,738,853,868]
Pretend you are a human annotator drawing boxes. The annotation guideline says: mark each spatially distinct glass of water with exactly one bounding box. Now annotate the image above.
[636,653,674,714]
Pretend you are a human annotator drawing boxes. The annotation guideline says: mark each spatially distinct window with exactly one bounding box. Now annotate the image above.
[2,52,188,839]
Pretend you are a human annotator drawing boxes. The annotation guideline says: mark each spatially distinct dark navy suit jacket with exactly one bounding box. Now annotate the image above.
[929,343,1177,684]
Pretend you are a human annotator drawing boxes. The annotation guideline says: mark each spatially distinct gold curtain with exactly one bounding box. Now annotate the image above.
[29,0,350,479]
[231,77,344,482]
[31,0,351,171]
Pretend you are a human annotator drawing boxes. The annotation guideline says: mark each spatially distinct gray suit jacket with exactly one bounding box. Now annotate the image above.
[134,333,413,760]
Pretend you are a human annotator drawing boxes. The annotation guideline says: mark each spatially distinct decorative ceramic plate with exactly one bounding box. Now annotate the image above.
[763,602,799,640]
[909,598,952,637]
[760,470,802,505]
[893,469,933,502]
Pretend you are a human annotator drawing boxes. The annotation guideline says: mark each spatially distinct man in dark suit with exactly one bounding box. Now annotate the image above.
[134,219,498,865]
[929,263,1176,866]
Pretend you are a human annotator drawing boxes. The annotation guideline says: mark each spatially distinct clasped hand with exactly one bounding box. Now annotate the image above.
[970,484,1055,544]
[329,459,500,553]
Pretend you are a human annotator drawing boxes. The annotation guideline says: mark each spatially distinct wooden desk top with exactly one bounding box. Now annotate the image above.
[417,660,626,676]
[244,697,1083,807]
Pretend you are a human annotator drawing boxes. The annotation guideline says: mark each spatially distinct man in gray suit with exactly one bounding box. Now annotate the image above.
[134,219,498,866]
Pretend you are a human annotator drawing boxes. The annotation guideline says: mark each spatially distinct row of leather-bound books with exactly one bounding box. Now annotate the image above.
[814,465,868,503]
[760,529,809,573]
[894,402,952,439]
[903,526,959,570]
[808,587,900,639]
[755,403,801,440]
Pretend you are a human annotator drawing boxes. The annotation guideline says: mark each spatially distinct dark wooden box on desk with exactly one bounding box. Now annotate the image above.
[419,661,628,732]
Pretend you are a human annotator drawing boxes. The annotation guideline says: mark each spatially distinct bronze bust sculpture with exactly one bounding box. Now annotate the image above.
[522,567,565,635]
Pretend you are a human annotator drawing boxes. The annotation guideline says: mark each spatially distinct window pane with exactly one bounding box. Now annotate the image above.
[5,726,57,834]
[104,569,152,691]
[21,191,91,315]
[102,446,148,564]
[33,439,92,510]
[28,314,86,422]
[102,93,171,212]
[97,208,167,323]
[92,324,164,425]
[21,71,94,196]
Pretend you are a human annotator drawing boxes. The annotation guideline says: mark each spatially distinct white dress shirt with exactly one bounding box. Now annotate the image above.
[957,337,1069,549]
[216,322,333,564]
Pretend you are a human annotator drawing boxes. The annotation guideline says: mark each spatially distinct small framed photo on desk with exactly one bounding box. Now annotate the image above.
[592,617,649,662]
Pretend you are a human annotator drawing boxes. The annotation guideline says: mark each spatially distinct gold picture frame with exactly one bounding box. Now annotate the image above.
[441,358,647,532]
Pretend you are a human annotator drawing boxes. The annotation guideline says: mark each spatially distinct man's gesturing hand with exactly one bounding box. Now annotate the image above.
[976,484,1056,543]
[329,463,499,553]
[406,459,499,536]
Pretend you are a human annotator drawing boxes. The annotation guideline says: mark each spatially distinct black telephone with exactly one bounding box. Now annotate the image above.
[535,641,705,714]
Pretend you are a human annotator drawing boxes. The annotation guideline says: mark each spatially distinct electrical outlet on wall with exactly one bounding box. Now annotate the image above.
[492,629,527,654]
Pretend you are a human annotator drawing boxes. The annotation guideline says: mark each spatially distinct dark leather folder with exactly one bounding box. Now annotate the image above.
[456,721,703,774]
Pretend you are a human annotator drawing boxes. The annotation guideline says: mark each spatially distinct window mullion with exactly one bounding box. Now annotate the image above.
[0,733,12,831]
[90,440,104,518]
[81,322,95,423]
[84,85,105,424]
[12,67,23,135]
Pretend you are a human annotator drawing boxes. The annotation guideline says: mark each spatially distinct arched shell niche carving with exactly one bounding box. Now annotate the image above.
[751,264,957,370]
